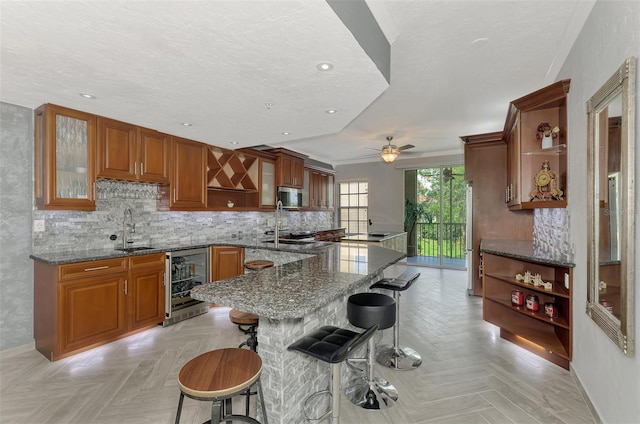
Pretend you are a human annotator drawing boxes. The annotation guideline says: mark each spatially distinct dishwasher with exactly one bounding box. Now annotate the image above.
[164,248,210,326]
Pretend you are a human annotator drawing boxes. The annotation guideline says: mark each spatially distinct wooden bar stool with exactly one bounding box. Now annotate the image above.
[175,348,268,424]
[228,260,274,351]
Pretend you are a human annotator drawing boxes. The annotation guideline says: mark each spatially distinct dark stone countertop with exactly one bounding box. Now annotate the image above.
[190,242,405,319]
[480,239,575,267]
[30,238,406,320]
[341,231,406,243]
[29,237,335,265]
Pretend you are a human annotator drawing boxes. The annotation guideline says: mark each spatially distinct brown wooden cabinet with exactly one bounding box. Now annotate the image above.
[304,167,335,210]
[34,253,165,361]
[503,80,570,210]
[170,136,207,210]
[210,246,245,282]
[462,132,533,296]
[127,253,165,331]
[34,104,97,211]
[267,148,306,188]
[97,118,170,184]
[482,249,573,369]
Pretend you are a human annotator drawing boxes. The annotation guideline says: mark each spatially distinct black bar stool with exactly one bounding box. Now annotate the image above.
[345,292,398,410]
[370,271,422,370]
[288,324,378,424]
[175,348,268,424]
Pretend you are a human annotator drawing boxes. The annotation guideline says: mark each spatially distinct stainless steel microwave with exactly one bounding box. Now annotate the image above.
[277,186,302,209]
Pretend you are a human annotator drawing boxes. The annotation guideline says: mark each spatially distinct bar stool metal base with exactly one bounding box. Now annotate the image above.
[376,344,422,370]
[344,375,398,410]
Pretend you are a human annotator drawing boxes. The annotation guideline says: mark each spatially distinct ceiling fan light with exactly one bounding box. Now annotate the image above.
[381,146,398,163]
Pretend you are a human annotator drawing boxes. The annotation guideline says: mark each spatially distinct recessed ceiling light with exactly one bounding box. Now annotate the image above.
[325,109,337,114]
[79,93,95,99]
[316,62,334,71]
[181,122,192,126]
[282,132,290,136]
[230,141,239,145]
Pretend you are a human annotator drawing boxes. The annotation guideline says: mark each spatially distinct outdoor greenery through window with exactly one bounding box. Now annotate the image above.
[338,181,368,235]
[405,165,467,268]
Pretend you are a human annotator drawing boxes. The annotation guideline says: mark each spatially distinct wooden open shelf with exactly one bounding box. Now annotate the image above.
[482,251,573,369]
[207,146,258,191]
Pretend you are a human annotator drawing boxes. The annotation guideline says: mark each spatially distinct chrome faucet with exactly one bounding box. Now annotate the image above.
[123,208,135,249]
[274,200,283,248]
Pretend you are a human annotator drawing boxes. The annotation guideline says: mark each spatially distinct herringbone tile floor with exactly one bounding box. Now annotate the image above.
[0,264,597,423]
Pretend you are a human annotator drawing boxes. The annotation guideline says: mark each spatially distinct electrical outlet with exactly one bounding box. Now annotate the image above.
[33,219,45,232]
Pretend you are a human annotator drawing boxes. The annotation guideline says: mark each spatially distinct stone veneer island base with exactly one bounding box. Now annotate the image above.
[191,243,405,424]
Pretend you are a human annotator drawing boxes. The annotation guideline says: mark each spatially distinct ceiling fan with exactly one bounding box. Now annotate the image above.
[370,136,416,163]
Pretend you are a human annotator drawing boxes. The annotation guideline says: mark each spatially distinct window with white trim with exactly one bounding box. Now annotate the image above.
[338,181,368,235]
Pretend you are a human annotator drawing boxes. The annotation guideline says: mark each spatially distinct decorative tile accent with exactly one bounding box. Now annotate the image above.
[533,208,574,262]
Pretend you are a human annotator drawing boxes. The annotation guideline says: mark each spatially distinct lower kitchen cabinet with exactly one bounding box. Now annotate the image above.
[127,253,166,331]
[34,253,165,361]
[210,246,244,281]
[482,249,573,369]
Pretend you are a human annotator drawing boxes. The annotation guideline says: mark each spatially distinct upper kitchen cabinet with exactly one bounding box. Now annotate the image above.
[35,104,97,211]
[169,136,207,210]
[206,146,258,191]
[267,148,307,188]
[96,117,170,184]
[305,167,335,210]
[504,79,570,210]
[259,156,276,208]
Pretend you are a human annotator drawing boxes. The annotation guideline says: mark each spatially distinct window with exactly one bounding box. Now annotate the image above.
[338,181,368,235]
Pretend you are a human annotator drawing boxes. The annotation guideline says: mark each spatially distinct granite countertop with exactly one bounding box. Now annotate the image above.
[480,239,575,267]
[190,243,406,319]
[341,231,406,243]
[29,237,335,265]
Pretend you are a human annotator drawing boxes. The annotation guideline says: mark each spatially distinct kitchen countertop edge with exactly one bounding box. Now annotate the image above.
[480,239,575,267]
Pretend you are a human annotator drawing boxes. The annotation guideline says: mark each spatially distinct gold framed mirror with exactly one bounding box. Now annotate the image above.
[586,57,636,356]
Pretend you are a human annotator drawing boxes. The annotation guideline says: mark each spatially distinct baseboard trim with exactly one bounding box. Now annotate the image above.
[0,341,35,359]
[571,367,602,424]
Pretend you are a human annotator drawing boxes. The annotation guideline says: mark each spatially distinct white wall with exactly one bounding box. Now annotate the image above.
[335,160,405,233]
[559,1,640,422]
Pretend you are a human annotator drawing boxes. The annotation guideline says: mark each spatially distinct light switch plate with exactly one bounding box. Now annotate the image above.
[33,219,45,232]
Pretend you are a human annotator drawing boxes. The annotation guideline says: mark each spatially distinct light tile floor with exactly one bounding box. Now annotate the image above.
[0,264,596,424]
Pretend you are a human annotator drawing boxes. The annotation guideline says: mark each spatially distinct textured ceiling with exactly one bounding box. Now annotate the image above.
[0,0,595,166]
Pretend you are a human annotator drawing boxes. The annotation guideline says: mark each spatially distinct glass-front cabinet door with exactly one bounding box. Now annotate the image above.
[35,104,96,210]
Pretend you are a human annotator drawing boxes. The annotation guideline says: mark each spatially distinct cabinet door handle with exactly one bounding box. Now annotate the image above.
[140,162,144,175]
[84,265,109,272]
[134,162,137,175]
[124,279,128,295]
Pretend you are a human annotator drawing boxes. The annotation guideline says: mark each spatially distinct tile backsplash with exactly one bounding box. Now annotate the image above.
[533,208,574,262]
[32,180,333,254]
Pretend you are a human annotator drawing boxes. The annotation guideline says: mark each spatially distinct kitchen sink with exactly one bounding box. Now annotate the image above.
[114,246,155,252]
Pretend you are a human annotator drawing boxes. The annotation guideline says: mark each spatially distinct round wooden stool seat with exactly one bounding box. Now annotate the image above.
[244,260,274,270]
[178,348,262,399]
[229,309,259,326]
[175,348,268,424]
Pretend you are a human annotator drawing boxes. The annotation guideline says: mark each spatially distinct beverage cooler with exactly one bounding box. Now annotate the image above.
[164,248,210,326]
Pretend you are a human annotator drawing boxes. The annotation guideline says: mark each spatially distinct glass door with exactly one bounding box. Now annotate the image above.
[408,165,467,268]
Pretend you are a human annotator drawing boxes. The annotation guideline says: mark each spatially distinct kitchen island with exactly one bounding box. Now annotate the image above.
[190,242,406,424]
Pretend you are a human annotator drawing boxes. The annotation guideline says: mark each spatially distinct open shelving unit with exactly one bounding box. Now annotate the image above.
[482,251,573,369]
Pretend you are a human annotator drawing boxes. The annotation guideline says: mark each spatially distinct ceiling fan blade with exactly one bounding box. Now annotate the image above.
[397,144,415,151]
[364,147,381,152]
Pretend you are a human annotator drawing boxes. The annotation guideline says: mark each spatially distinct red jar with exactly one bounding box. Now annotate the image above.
[526,295,540,312]
[511,289,524,306]
[544,302,558,318]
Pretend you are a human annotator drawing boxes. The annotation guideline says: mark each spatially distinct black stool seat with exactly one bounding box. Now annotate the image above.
[288,325,378,423]
[370,271,420,292]
[370,271,422,371]
[289,325,378,363]
[345,292,398,410]
[347,292,395,330]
